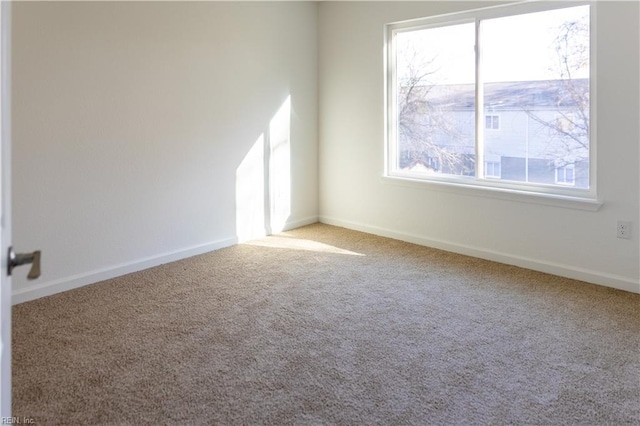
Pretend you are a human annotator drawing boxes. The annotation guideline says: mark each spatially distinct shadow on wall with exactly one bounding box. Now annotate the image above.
[235,95,291,242]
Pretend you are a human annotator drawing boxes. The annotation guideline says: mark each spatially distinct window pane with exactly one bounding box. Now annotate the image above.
[566,166,574,182]
[481,6,589,187]
[395,23,476,177]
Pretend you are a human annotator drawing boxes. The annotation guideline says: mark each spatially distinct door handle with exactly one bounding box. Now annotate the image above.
[7,247,41,280]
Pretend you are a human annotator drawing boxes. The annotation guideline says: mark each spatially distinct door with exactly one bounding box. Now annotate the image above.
[0,1,10,416]
[0,4,41,414]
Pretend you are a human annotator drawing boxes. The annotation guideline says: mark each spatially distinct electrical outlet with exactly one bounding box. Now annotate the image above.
[617,221,632,239]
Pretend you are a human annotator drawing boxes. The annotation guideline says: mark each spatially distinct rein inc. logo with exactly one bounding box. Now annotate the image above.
[1,418,35,425]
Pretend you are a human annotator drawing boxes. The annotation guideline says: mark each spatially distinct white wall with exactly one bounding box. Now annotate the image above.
[12,2,319,303]
[10,1,639,302]
[318,1,640,292]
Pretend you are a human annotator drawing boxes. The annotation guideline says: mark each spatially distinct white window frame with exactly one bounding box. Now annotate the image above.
[485,114,500,130]
[485,160,501,178]
[556,164,576,186]
[383,1,599,210]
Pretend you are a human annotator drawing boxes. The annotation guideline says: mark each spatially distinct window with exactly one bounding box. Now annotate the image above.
[485,115,500,130]
[556,164,575,185]
[386,2,593,199]
[485,161,501,178]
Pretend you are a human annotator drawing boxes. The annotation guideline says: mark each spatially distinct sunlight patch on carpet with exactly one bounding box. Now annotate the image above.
[244,236,365,256]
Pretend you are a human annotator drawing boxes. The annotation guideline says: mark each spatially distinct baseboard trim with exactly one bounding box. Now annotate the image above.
[12,236,238,305]
[319,215,640,294]
[281,215,319,232]
[12,216,320,305]
[19,213,633,304]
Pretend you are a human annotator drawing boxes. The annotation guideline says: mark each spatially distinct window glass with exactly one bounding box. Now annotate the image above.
[388,4,591,194]
[482,6,590,186]
[395,23,475,177]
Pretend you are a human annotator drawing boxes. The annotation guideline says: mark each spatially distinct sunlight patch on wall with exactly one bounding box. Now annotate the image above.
[235,95,292,242]
[269,96,291,233]
[235,134,266,243]
[245,236,364,256]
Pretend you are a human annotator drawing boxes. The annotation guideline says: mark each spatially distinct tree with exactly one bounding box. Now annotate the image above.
[396,43,471,174]
[522,10,590,168]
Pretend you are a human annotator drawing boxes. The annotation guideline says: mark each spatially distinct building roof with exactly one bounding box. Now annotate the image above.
[407,79,588,110]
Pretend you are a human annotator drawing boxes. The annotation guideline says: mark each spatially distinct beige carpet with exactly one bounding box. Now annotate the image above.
[12,223,640,424]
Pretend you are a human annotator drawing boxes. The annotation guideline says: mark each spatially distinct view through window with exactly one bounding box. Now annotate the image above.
[389,4,591,192]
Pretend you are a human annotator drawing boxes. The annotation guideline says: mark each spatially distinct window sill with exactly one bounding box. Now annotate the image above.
[380,175,603,211]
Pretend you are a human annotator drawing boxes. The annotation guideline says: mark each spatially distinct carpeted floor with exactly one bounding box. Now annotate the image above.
[12,223,640,425]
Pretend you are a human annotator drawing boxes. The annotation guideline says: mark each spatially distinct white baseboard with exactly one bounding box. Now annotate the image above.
[281,215,319,232]
[319,215,640,294]
[21,213,632,304]
[12,236,238,305]
[12,216,320,305]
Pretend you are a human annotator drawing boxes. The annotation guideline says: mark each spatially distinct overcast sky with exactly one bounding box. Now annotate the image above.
[397,5,590,85]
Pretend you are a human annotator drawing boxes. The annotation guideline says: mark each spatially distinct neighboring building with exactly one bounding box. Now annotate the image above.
[398,79,589,188]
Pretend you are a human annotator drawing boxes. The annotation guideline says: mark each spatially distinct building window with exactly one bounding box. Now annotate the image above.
[485,161,501,178]
[485,115,500,130]
[556,164,575,185]
[386,2,592,197]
